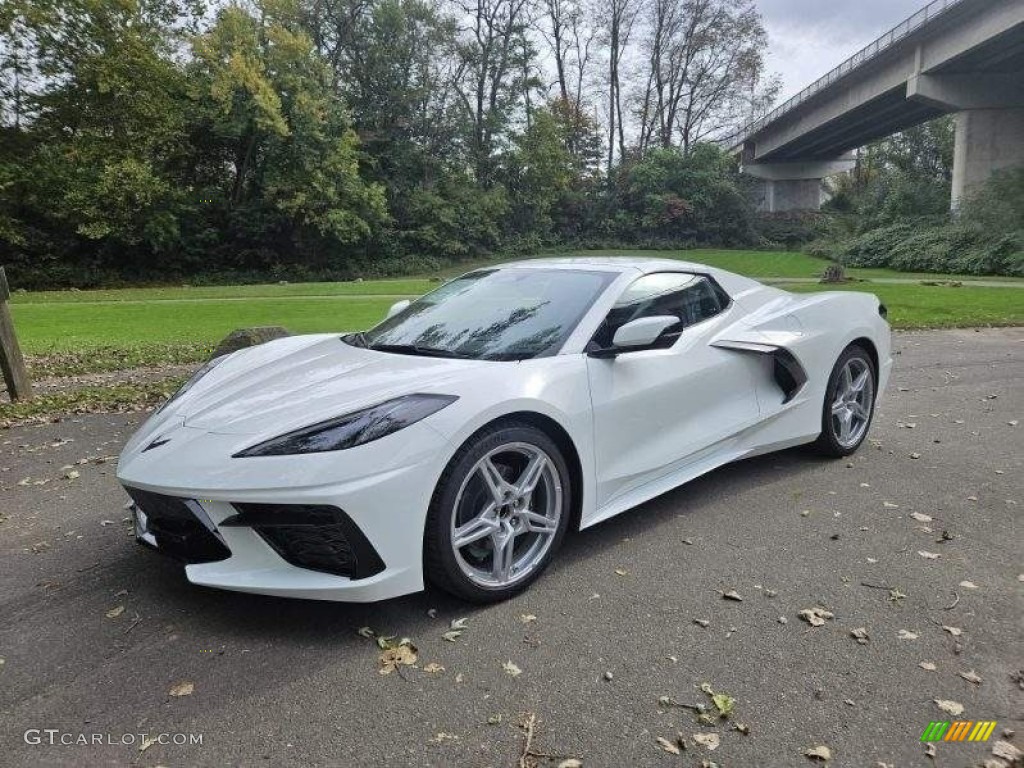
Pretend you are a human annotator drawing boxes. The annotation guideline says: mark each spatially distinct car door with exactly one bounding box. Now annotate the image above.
[586,272,762,509]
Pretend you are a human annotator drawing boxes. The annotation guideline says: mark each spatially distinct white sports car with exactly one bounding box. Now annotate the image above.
[118,257,891,603]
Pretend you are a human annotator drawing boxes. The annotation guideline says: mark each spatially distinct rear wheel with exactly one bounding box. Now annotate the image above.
[814,345,876,457]
[424,423,571,602]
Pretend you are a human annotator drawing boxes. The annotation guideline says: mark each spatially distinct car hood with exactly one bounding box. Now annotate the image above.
[174,334,490,436]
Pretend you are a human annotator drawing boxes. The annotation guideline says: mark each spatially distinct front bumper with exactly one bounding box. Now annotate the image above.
[119,428,445,602]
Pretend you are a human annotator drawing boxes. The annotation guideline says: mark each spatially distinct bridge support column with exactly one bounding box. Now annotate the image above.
[741,157,856,213]
[951,108,1024,208]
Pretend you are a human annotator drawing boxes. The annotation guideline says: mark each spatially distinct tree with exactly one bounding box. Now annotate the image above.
[505,99,602,239]
[596,0,641,173]
[451,0,535,186]
[191,0,386,265]
[636,0,772,154]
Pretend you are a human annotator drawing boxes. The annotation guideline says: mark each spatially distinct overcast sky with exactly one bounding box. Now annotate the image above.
[758,0,929,101]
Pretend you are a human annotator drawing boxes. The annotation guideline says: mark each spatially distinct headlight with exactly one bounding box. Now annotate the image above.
[157,354,228,413]
[232,393,458,457]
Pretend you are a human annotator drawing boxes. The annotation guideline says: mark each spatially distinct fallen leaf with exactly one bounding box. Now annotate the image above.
[64,470,80,480]
[910,452,921,459]
[805,745,831,761]
[918,551,940,560]
[692,733,719,751]
[169,680,194,697]
[429,732,458,743]
[934,699,964,716]
[694,618,710,627]
[883,501,899,509]
[379,641,417,675]
[958,669,982,685]
[656,736,681,755]
[923,742,936,758]
[711,693,735,718]
[139,736,157,753]
[958,580,978,589]
[487,714,502,725]
[519,614,537,624]
[942,625,962,637]
[614,568,628,576]
[105,605,125,619]
[450,617,469,630]
[503,660,522,677]
[734,722,750,735]
[910,512,933,522]
[850,628,870,645]
[356,626,374,638]
[799,607,833,627]
[898,629,919,640]
[558,761,583,768]
[423,663,445,674]
[442,630,463,642]
[992,740,1023,761]
[919,661,937,671]
[722,590,743,601]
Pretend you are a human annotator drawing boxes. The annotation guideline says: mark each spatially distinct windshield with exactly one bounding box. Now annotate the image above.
[356,268,616,361]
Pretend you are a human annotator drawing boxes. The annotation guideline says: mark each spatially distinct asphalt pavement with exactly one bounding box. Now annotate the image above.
[1,328,1021,767]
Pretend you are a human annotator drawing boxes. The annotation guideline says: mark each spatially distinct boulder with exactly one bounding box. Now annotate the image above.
[211,326,291,360]
[819,263,846,284]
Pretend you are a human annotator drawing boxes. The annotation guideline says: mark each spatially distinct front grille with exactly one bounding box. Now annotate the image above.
[124,487,231,564]
[224,504,385,579]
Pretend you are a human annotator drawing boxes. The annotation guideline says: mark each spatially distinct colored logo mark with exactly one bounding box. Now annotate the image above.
[921,721,997,742]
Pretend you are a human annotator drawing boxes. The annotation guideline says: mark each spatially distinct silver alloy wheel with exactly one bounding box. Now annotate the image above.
[450,441,563,589]
[830,357,874,448]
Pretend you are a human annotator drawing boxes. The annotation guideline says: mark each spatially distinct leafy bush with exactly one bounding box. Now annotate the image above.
[835,222,1023,276]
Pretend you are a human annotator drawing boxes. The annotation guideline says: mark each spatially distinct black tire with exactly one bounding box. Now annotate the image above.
[813,343,877,458]
[424,422,572,603]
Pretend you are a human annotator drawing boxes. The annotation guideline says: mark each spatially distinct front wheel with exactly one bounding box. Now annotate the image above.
[814,344,876,457]
[424,423,572,602]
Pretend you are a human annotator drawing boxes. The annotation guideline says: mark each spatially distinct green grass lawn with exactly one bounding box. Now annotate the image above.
[9,249,1022,358]
[13,296,399,354]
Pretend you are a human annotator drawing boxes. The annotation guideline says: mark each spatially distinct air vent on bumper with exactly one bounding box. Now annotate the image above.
[221,504,385,579]
[124,487,231,564]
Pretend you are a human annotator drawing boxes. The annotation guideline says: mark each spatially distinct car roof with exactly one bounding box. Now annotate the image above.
[492,256,765,296]
[498,255,708,274]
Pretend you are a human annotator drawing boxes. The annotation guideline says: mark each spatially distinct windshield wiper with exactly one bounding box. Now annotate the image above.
[369,343,472,359]
[344,331,368,348]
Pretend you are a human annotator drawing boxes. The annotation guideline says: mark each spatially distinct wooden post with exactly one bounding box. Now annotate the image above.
[0,266,33,401]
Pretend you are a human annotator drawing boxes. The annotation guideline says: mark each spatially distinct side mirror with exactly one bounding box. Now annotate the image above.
[613,315,678,348]
[592,315,677,357]
[385,299,411,320]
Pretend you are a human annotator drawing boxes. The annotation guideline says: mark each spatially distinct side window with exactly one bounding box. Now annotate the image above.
[590,273,730,349]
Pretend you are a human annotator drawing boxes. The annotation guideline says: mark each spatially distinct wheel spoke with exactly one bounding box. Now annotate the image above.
[490,527,517,581]
[838,410,853,442]
[840,364,853,395]
[453,503,498,549]
[831,397,846,415]
[477,457,508,504]
[518,509,557,536]
[514,452,547,497]
[850,368,870,394]
[850,401,869,421]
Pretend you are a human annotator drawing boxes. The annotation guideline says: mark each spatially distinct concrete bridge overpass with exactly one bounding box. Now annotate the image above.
[735,0,1024,212]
